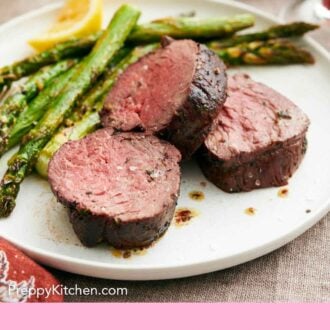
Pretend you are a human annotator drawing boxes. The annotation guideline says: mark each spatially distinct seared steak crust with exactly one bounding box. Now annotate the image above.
[199,137,307,192]
[158,42,227,159]
[198,74,310,192]
[67,202,176,248]
[101,39,227,159]
[48,130,181,248]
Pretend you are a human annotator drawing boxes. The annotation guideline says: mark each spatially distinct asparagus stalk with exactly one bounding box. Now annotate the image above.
[210,39,315,66]
[0,4,141,217]
[36,44,158,177]
[3,67,79,155]
[0,18,317,93]
[0,33,101,92]
[0,60,78,148]
[207,22,318,48]
[127,14,255,43]
[5,48,130,155]
[0,14,255,90]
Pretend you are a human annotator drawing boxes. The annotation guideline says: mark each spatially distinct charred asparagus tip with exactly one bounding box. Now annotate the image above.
[0,195,15,218]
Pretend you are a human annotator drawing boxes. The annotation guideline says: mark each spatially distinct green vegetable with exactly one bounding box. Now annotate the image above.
[207,22,318,48]
[5,48,130,154]
[127,14,255,43]
[0,33,100,92]
[0,14,255,91]
[3,66,79,155]
[210,39,315,66]
[0,59,78,154]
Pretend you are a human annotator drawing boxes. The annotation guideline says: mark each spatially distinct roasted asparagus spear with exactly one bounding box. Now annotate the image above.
[0,33,100,92]
[0,14,255,91]
[0,17,319,92]
[0,4,141,217]
[207,22,318,48]
[210,39,315,65]
[4,48,129,155]
[2,67,79,156]
[127,14,255,43]
[0,59,78,150]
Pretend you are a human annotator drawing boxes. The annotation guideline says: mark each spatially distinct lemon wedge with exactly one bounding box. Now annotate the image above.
[29,0,103,51]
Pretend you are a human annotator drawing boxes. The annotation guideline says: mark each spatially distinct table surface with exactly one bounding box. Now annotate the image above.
[0,0,329,302]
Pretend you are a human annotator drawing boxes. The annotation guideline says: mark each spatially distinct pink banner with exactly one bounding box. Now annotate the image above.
[1,304,329,329]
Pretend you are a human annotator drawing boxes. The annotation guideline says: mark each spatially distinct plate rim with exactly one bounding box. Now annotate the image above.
[0,0,329,280]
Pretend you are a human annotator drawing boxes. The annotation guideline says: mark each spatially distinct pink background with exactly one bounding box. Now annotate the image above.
[1,304,330,329]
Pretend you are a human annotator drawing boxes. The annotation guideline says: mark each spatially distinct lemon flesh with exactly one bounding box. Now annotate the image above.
[29,0,103,52]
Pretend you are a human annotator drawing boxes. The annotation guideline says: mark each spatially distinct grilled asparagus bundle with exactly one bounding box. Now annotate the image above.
[3,48,130,155]
[0,14,254,92]
[0,34,99,92]
[0,19,317,91]
[0,60,78,153]
[0,34,115,92]
[3,65,80,155]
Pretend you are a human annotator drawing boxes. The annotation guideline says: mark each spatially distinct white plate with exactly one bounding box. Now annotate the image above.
[0,0,329,281]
